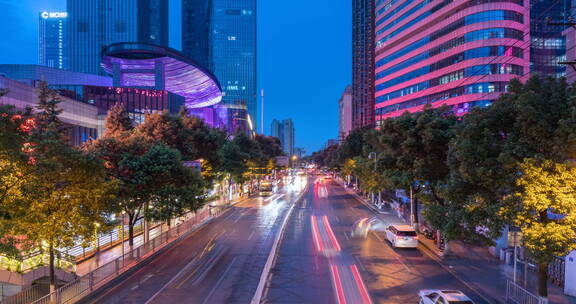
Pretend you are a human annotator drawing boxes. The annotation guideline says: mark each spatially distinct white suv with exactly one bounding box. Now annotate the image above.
[385,225,418,248]
[418,290,475,304]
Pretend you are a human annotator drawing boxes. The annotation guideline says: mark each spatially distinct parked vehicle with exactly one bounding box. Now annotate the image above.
[418,289,475,304]
[385,225,418,248]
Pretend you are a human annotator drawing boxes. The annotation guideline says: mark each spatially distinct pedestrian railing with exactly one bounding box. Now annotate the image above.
[506,280,548,304]
[1,206,222,304]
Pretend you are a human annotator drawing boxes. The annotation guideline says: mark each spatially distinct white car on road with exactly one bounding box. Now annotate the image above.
[385,224,418,248]
[418,289,475,304]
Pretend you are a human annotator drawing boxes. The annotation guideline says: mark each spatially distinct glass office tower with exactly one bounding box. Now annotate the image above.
[67,0,168,75]
[352,0,375,130]
[38,12,69,70]
[182,0,257,134]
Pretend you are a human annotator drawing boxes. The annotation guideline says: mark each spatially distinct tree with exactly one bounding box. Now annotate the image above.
[104,103,134,136]
[504,159,576,297]
[447,77,575,242]
[0,105,33,257]
[89,109,208,246]
[4,86,113,294]
[373,107,458,231]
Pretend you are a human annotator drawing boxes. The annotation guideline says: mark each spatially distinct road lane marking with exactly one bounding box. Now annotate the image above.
[247,231,255,241]
[143,254,203,304]
[334,215,340,223]
[353,255,366,272]
[350,264,372,304]
[201,257,237,304]
[343,231,350,241]
[373,232,384,242]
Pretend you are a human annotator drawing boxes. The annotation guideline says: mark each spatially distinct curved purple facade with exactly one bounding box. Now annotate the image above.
[101,43,222,109]
[374,0,530,123]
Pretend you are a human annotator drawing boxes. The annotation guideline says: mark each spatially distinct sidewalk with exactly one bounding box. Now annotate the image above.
[338,180,576,304]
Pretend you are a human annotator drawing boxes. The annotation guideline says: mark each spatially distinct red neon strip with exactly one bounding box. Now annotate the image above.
[350,265,372,304]
[322,216,341,251]
[310,216,323,252]
[331,264,347,304]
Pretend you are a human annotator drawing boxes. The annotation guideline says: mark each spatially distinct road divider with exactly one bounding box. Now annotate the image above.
[250,178,309,304]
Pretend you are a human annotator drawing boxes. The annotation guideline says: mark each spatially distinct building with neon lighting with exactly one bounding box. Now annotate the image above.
[100,43,224,128]
[373,0,571,123]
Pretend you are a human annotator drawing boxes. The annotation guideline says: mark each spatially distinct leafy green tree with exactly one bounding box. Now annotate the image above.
[5,87,113,294]
[447,77,575,242]
[504,159,576,297]
[0,105,33,257]
[373,107,457,230]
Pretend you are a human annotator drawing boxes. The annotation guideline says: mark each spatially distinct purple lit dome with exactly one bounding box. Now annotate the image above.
[101,43,222,109]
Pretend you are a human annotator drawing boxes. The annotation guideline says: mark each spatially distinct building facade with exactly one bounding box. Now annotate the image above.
[0,76,99,146]
[373,0,531,123]
[182,0,257,133]
[67,0,168,75]
[271,119,295,156]
[352,0,375,129]
[38,12,69,70]
[530,0,571,78]
[339,85,353,141]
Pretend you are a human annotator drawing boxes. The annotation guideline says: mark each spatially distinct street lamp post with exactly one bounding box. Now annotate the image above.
[121,211,125,267]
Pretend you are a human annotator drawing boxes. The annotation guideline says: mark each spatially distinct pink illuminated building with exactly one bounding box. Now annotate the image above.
[373,0,531,123]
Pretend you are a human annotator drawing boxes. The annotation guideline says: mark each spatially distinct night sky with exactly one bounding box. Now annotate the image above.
[0,0,351,154]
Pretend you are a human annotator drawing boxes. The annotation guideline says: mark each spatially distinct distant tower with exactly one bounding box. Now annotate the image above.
[67,0,169,75]
[261,88,265,134]
[38,11,69,70]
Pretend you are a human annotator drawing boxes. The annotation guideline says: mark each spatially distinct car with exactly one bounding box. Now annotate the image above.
[385,224,418,248]
[418,290,475,304]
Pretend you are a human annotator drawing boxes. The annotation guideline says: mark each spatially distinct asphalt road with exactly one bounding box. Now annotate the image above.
[85,176,307,304]
[263,177,490,304]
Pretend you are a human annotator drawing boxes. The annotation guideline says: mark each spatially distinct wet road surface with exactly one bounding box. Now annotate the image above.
[84,176,307,304]
[263,177,489,304]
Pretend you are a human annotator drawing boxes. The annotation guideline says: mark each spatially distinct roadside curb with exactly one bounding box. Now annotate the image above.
[251,180,309,304]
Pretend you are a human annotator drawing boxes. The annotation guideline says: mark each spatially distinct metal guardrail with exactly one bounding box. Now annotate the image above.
[506,280,548,304]
[1,207,219,304]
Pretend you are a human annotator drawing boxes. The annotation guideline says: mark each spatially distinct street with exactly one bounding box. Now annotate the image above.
[263,177,488,304]
[82,176,307,304]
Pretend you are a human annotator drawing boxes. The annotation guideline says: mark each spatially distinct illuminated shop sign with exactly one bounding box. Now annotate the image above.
[41,12,68,19]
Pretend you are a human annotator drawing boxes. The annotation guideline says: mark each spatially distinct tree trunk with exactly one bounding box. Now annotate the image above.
[49,242,56,295]
[538,262,548,297]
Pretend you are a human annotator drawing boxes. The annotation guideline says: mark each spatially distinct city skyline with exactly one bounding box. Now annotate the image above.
[0,0,348,153]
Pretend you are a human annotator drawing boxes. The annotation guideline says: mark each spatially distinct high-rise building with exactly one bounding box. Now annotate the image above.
[352,0,375,130]
[67,0,168,75]
[339,85,353,141]
[38,12,69,70]
[530,0,571,78]
[373,0,531,123]
[271,119,295,156]
[372,0,571,123]
[182,0,257,133]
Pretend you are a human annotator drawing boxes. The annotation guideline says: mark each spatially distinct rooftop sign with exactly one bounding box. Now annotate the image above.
[41,12,68,19]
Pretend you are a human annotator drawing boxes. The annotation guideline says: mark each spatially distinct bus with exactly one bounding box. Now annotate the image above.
[259,181,273,196]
